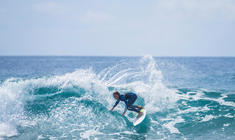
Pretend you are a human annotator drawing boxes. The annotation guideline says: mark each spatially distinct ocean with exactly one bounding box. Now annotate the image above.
[0,55,235,140]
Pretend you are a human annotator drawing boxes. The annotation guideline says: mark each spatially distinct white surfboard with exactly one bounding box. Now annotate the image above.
[133,109,146,126]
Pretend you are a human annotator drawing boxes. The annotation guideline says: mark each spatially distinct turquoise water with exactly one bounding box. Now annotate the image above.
[0,56,235,140]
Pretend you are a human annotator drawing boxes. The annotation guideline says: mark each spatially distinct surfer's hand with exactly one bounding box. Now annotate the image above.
[110,108,113,111]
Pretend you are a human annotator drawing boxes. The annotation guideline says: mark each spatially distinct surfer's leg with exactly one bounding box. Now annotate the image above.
[136,109,144,119]
[126,94,137,106]
[127,94,144,113]
[127,105,141,113]
[131,105,142,111]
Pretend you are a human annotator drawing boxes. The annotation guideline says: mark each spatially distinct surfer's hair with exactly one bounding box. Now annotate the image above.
[113,91,120,96]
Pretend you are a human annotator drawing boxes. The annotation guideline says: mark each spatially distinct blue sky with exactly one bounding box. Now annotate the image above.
[0,0,235,56]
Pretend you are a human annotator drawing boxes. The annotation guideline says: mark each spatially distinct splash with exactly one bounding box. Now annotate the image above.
[100,55,178,113]
[1,55,235,139]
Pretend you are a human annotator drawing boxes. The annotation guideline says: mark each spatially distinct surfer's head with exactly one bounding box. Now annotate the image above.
[113,91,120,100]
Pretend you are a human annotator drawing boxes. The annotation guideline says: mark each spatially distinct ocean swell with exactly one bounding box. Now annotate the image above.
[0,56,235,139]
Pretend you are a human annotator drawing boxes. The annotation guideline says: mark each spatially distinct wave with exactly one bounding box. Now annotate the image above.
[0,55,235,139]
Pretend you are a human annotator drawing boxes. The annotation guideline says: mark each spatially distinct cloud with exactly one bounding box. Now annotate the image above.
[155,0,235,20]
[78,11,115,23]
[33,1,67,15]
[32,2,115,24]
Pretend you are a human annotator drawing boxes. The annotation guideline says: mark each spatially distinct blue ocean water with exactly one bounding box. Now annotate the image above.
[0,56,235,140]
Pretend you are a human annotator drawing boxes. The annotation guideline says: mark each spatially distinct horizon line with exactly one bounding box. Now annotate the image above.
[0,55,235,58]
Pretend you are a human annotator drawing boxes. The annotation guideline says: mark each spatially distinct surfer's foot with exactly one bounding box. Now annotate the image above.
[137,112,143,119]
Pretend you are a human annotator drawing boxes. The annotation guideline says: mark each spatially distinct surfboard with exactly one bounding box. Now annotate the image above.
[133,109,146,126]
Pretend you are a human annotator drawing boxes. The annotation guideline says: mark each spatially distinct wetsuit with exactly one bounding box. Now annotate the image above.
[113,92,141,113]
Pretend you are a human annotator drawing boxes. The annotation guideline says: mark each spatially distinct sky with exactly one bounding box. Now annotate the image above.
[0,0,235,56]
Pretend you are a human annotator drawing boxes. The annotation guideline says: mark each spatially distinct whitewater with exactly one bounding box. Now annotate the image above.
[0,56,235,140]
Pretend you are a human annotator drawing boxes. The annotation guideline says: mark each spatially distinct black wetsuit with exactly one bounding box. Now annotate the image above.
[113,92,141,113]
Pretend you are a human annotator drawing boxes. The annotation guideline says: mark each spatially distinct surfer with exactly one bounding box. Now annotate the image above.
[110,91,144,118]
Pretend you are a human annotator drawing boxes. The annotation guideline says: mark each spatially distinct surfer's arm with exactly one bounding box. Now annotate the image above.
[121,99,128,116]
[110,100,120,110]
[122,106,127,116]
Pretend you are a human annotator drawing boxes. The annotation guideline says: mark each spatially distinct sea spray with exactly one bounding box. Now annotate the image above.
[0,56,234,139]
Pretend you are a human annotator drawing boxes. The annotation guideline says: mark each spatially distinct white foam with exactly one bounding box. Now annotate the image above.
[163,116,184,134]
[80,129,103,139]
[100,55,178,113]
[183,89,235,108]
[223,123,230,127]
[224,113,234,118]
[0,123,17,137]
[177,106,210,115]
[0,79,26,138]
[201,115,215,122]
[0,55,181,138]
[0,68,109,138]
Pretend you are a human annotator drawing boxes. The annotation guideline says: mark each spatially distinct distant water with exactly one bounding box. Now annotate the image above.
[0,56,235,140]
